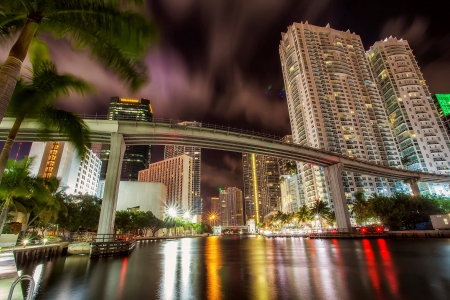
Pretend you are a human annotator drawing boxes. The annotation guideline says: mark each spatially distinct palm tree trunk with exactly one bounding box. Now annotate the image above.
[0,20,39,123]
[0,195,12,237]
[0,116,25,183]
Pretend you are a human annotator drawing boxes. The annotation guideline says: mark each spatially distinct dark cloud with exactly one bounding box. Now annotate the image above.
[201,151,243,194]
[379,16,430,51]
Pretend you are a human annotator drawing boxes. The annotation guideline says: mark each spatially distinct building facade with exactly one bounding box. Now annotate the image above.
[29,142,101,195]
[279,174,302,213]
[100,96,153,181]
[279,22,406,209]
[138,155,193,211]
[219,187,244,226]
[164,125,202,214]
[368,37,450,195]
[242,153,281,224]
[115,181,167,220]
[210,196,220,214]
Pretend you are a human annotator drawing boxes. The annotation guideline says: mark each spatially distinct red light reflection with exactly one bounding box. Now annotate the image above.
[117,257,128,298]
[378,239,399,297]
[362,239,381,295]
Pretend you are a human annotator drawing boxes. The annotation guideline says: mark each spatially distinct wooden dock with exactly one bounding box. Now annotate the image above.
[90,235,136,258]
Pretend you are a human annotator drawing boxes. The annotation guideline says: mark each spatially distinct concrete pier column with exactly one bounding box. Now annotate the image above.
[323,163,351,231]
[405,178,420,195]
[97,133,126,237]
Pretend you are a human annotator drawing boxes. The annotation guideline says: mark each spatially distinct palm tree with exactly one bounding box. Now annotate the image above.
[25,177,68,232]
[294,205,312,227]
[0,0,157,122]
[351,191,369,225]
[0,157,52,236]
[310,199,332,229]
[0,39,94,182]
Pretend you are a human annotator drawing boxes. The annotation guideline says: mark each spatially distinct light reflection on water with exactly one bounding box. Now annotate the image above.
[18,237,450,300]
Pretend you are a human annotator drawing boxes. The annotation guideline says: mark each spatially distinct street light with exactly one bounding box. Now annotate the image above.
[183,211,190,220]
[168,207,177,218]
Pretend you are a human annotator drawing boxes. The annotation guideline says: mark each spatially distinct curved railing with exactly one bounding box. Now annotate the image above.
[75,114,287,141]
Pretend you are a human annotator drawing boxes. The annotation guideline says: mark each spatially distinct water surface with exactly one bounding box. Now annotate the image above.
[20,236,450,299]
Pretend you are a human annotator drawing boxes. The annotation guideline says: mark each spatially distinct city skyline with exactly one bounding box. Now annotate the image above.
[1,1,450,200]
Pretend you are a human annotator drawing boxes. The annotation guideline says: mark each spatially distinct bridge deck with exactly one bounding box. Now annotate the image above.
[0,117,449,182]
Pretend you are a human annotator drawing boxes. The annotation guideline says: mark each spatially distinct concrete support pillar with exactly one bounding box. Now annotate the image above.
[97,133,126,237]
[323,163,351,231]
[405,178,421,196]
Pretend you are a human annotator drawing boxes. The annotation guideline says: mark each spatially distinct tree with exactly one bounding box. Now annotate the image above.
[57,194,102,234]
[310,199,332,229]
[294,205,312,226]
[115,210,133,234]
[0,39,93,182]
[24,177,68,231]
[0,157,52,235]
[368,193,445,230]
[148,216,165,237]
[350,191,371,225]
[0,0,157,122]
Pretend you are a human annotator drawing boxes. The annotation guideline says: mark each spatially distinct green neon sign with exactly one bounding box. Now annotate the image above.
[436,94,450,116]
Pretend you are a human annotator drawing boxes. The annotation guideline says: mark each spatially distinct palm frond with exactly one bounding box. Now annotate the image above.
[29,38,51,68]
[0,14,26,42]
[37,106,91,157]
[42,1,156,56]
[40,18,150,90]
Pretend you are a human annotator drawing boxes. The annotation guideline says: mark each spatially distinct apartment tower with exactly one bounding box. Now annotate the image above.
[219,187,244,226]
[279,22,405,208]
[368,38,450,195]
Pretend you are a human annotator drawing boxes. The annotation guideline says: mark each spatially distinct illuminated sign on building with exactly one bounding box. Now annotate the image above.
[435,94,450,116]
[120,98,140,103]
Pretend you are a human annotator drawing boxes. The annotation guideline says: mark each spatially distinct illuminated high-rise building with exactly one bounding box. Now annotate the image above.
[219,187,244,226]
[279,174,302,213]
[210,196,220,214]
[279,22,406,208]
[164,123,202,214]
[242,153,281,224]
[138,155,193,211]
[368,38,450,195]
[29,142,101,196]
[100,96,153,181]
[433,94,450,139]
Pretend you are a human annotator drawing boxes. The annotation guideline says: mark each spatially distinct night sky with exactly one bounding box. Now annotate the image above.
[1,0,449,204]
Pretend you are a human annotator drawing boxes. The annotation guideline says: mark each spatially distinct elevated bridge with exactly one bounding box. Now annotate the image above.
[1,117,449,233]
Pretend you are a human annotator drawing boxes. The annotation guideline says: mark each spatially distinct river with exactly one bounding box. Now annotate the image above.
[19,236,450,300]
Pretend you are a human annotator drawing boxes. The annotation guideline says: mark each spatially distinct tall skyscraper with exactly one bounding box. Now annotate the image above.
[219,187,244,226]
[164,121,202,214]
[279,22,406,207]
[29,142,101,196]
[242,153,281,224]
[100,97,153,181]
[138,155,193,211]
[210,196,220,214]
[368,37,450,195]
[433,94,450,139]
